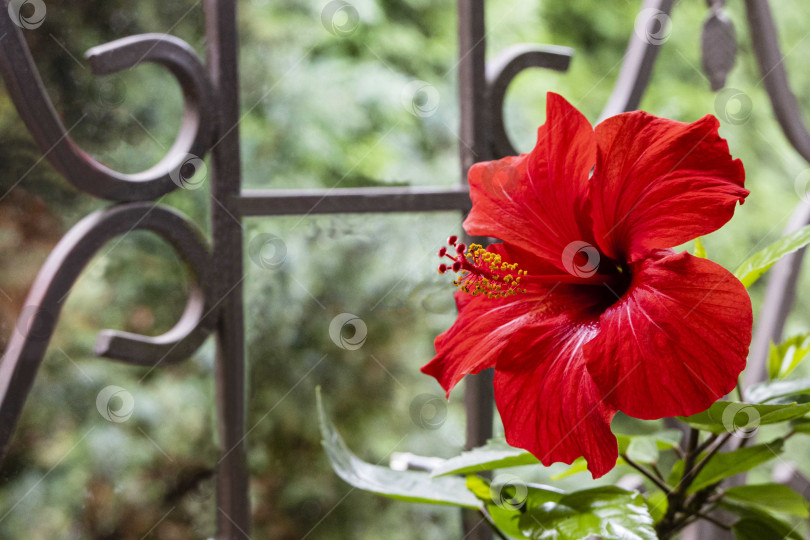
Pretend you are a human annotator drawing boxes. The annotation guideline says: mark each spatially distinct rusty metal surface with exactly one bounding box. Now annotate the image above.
[203,0,251,536]
[238,187,473,215]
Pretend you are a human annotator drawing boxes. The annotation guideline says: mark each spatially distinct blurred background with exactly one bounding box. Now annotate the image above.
[1,0,810,538]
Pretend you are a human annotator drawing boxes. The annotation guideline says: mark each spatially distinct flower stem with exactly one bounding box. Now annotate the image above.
[621,453,672,493]
[478,507,509,540]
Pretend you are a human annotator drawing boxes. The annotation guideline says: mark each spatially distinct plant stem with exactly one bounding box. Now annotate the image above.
[695,511,732,530]
[478,507,509,540]
[621,453,672,493]
[689,432,732,483]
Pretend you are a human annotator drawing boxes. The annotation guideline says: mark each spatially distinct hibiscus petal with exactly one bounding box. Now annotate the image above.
[463,93,597,272]
[590,112,747,262]
[421,291,541,396]
[584,251,752,419]
[494,323,618,479]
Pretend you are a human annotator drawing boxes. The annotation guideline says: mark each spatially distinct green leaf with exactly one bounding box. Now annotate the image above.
[466,475,563,539]
[732,519,791,540]
[768,334,810,379]
[667,441,784,494]
[694,237,707,258]
[316,388,479,508]
[430,438,539,477]
[734,224,810,288]
[722,500,804,540]
[791,417,810,433]
[725,484,809,517]
[617,430,682,463]
[518,486,657,540]
[550,456,627,480]
[746,377,810,403]
[645,490,668,524]
[679,401,810,433]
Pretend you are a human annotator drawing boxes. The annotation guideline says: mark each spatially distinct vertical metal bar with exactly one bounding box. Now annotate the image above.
[458,1,493,538]
[204,1,251,537]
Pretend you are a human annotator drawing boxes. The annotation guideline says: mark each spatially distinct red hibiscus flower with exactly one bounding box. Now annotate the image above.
[422,93,752,478]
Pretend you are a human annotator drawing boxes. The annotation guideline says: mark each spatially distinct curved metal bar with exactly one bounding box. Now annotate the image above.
[485,44,573,159]
[744,0,810,162]
[0,203,216,458]
[598,0,674,122]
[743,0,810,385]
[484,0,673,159]
[0,7,215,201]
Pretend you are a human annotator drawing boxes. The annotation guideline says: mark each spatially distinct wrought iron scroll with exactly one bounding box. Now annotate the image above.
[0,0,249,537]
[0,203,215,452]
[0,9,215,201]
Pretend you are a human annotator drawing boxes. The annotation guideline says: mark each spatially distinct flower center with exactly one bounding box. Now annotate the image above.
[437,236,527,298]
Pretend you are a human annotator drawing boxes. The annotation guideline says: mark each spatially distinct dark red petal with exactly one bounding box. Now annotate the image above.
[584,251,752,419]
[590,112,747,262]
[494,325,618,479]
[464,93,597,272]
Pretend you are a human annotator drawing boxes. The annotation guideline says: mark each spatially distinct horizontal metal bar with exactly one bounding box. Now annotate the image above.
[236,187,471,216]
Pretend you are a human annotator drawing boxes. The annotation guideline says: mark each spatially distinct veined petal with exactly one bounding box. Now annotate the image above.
[494,321,618,478]
[584,251,752,419]
[590,112,747,262]
[464,93,597,272]
[421,291,541,396]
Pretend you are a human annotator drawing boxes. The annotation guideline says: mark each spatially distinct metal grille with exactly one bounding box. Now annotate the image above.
[1,0,808,538]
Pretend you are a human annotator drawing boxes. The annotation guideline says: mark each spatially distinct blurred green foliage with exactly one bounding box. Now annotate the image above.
[1,0,810,538]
